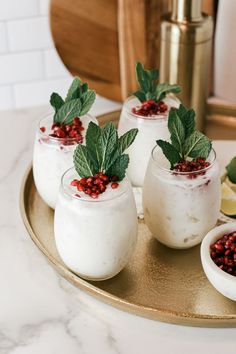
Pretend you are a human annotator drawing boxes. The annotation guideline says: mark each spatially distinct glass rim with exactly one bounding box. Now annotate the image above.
[151,145,217,175]
[60,167,129,203]
[37,112,95,142]
[123,96,169,122]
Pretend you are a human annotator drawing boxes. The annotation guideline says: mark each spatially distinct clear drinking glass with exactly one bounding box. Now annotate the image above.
[118,96,179,187]
[143,147,221,249]
[33,113,97,209]
[54,168,138,281]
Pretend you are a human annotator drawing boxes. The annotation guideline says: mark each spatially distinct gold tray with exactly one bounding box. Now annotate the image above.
[20,111,236,327]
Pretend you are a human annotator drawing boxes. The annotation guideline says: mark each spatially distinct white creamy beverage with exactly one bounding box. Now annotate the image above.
[143,148,221,249]
[33,113,97,209]
[118,96,179,187]
[54,168,138,280]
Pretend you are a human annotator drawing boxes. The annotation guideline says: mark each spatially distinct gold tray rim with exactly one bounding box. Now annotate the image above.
[20,111,236,328]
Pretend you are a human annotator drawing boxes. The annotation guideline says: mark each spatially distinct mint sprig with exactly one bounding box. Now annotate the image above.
[133,62,181,103]
[156,104,212,169]
[73,122,138,180]
[50,76,96,125]
[226,157,236,183]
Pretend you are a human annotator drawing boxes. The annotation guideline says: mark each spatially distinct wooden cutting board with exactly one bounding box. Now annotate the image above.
[50,0,171,101]
[50,0,215,102]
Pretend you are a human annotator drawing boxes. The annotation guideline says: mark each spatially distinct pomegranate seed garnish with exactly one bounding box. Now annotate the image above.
[132,100,168,117]
[210,231,236,276]
[77,184,85,192]
[71,179,79,187]
[40,126,46,133]
[49,117,84,145]
[79,178,87,185]
[70,174,120,198]
[173,158,210,178]
[56,128,66,138]
[73,117,80,125]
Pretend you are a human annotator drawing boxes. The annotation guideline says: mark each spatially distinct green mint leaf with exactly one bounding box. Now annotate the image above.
[100,122,118,171]
[50,93,64,115]
[80,90,96,116]
[133,90,146,102]
[54,98,81,125]
[168,109,185,157]
[107,128,138,170]
[73,144,96,177]
[81,83,88,92]
[156,140,181,169]
[148,68,159,81]
[177,104,195,138]
[136,62,149,93]
[147,69,159,94]
[106,154,129,181]
[65,77,82,102]
[85,121,102,170]
[134,62,180,103]
[118,128,138,154]
[226,157,236,183]
[183,130,212,159]
[156,83,181,101]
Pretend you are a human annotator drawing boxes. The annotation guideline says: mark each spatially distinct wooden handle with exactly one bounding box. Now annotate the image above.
[118,0,147,100]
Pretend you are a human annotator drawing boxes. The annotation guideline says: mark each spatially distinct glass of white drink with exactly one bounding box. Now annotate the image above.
[143,104,221,249]
[55,168,137,280]
[33,77,97,209]
[54,122,139,280]
[118,62,181,187]
[33,113,97,209]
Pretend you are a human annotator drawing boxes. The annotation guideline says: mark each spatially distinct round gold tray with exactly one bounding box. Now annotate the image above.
[20,111,236,327]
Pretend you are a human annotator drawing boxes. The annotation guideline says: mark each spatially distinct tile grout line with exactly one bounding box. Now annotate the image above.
[1,75,71,88]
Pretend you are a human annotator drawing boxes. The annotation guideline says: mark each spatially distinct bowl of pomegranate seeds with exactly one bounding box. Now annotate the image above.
[201,222,236,301]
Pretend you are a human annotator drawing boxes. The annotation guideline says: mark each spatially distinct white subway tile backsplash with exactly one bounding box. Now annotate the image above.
[0,86,13,110]
[0,52,43,85]
[40,0,50,15]
[0,1,109,110]
[7,17,53,52]
[0,0,38,21]
[13,77,72,108]
[0,23,7,53]
[44,48,69,78]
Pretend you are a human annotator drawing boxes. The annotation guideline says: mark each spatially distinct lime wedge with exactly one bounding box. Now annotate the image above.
[225,176,236,193]
[221,182,236,217]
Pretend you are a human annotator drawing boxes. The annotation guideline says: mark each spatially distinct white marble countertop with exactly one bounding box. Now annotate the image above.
[1,98,236,354]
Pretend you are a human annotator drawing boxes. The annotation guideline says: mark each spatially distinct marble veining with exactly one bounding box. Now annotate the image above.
[0,101,236,354]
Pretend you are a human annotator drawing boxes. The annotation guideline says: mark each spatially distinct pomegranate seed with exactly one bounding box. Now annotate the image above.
[49,118,84,145]
[65,125,72,132]
[80,177,87,185]
[85,188,92,195]
[132,99,168,117]
[173,158,210,178]
[40,126,46,133]
[111,182,119,189]
[69,130,77,138]
[210,231,236,277]
[87,177,93,183]
[71,179,79,187]
[73,117,80,125]
[56,128,66,138]
[77,184,85,192]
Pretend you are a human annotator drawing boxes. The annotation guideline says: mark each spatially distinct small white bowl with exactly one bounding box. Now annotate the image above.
[201,222,236,301]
